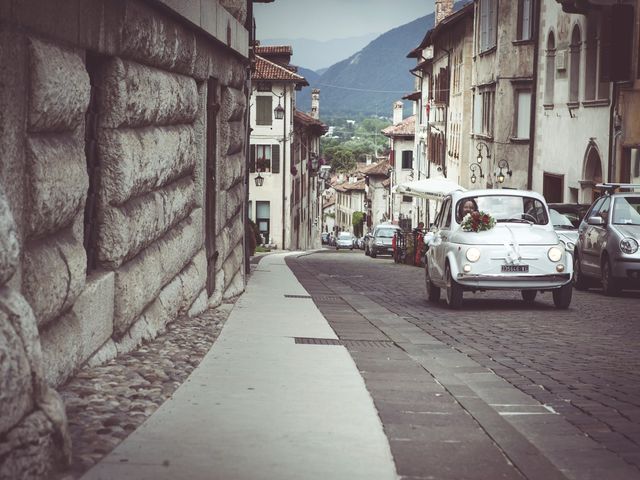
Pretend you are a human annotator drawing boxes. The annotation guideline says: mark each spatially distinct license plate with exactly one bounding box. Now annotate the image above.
[502,264,529,273]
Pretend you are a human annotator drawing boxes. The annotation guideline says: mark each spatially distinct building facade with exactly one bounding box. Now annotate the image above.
[0,0,253,477]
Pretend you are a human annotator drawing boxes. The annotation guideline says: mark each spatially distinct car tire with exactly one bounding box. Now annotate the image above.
[601,256,620,296]
[425,263,440,303]
[336,246,339,251]
[521,290,537,303]
[365,247,370,256]
[370,248,377,258]
[445,264,463,309]
[552,283,572,309]
[572,253,590,291]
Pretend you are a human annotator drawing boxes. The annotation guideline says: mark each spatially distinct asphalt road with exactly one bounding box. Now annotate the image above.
[286,248,640,480]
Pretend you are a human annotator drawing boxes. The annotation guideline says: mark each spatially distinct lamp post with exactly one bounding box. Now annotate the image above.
[469,163,484,185]
[273,93,285,120]
[495,159,512,184]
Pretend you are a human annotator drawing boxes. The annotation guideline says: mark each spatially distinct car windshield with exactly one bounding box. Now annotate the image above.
[613,197,640,225]
[549,209,575,229]
[463,195,550,225]
[338,232,352,239]
[376,228,398,238]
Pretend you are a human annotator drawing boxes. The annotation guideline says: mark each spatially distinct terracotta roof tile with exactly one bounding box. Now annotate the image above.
[294,110,329,133]
[253,55,308,85]
[382,115,416,137]
[361,159,391,176]
[255,45,293,55]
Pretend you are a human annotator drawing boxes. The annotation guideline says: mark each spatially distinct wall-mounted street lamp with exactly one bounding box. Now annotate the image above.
[495,159,512,184]
[469,163,484,185]
[476,141,491,164]
[254,172,265,187]
[273,95,285,120]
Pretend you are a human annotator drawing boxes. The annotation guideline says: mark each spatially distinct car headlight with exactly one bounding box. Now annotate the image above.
[548,246,563,262]
[466,247,481,262]
[620,237,639,254]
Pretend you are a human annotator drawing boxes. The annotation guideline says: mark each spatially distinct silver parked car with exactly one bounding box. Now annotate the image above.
[369,224,401,258]
[574,184,640,295]
[335,231,355,250]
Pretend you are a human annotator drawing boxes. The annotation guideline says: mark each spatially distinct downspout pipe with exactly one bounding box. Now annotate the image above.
[244,0,254,275]
[281,87,287,250]
[608,82,620,182]
[527,0,541,190]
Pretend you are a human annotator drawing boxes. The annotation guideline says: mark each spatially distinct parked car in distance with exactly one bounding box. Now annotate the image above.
[369,224,401,258]
[321,232,329,245]
[573,184,640,295]
[335,231,355,250]
[425,189,573,309]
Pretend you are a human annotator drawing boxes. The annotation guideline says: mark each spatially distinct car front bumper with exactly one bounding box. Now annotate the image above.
[456,272,572,289]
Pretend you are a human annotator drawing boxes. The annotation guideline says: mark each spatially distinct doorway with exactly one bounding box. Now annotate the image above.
[543,173,564,203]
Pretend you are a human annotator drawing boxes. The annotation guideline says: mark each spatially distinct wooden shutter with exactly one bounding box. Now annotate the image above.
[480,0,488,51]
[250,144,256,173]
[271,144,280,173]
[256,96,272,125]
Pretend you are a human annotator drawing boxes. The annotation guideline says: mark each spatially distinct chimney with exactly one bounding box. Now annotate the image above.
[311,88,320,119]
[393,101,404,125]
[435,0,454,26]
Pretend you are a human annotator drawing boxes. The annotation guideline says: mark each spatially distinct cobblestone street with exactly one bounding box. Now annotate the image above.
[289,249,640,476]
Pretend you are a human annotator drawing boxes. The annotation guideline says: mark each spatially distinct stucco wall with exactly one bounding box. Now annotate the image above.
[0,1,249,477]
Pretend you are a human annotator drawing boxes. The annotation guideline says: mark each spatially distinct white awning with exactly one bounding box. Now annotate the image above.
[395,177,466,200]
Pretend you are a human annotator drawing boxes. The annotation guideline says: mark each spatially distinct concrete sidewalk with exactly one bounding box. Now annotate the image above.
[81,252,398,480]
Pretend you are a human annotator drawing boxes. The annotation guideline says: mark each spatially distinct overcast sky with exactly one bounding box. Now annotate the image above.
[254,0,436,41]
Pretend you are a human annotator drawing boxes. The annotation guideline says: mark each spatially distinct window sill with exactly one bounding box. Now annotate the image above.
[543,104,554,110]
[512,39,534,46]
[478,46,497,57]
[566,101,580,109]
[471,133,494,141]
[582,99,610,108]
[509,137,530,144]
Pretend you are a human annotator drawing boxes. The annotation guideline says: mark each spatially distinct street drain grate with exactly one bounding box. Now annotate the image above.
[311,295,342,302]
[295,337,342,345]
[284,294,312,299]
[343,340,396,348]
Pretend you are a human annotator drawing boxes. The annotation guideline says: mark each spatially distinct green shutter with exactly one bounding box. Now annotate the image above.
[256,96,272,125]
[271,144,280,173]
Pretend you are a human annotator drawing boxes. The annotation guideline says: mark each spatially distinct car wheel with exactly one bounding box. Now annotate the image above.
[572,253,590,291]
[521,290,537,303]
[552,283,572,309]
[601,256,620,296]
[336,246,339,250]
[370,248,377,258]
[365,247,369,256]
[425,263,440,303]
[445,264,463,309]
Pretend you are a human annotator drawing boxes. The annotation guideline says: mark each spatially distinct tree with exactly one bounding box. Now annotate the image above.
[331,148,356,173]
[352,211,365,237]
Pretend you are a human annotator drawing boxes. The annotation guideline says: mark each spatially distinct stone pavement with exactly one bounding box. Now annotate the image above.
[76,252,397,480]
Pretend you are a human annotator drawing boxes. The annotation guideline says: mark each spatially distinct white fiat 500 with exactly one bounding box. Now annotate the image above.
[425,189,573,309]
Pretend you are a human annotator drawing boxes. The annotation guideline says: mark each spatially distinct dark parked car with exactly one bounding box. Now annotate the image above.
[369,224,401,258]
[548,203,590,253]
[573,184,640,294]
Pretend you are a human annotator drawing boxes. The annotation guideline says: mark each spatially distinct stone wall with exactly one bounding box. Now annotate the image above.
[0,0,249,477]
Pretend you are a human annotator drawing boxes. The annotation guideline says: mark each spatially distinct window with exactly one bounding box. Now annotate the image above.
[250,144,280,173]
[256,96,272,125]
[473,86,495,137]
[517,0,533,41]
[401,150,413,169]
[402,195,413,203]
[478,0,497,53]
[256,201,270,244]
[544,31,556,106]
[584,13,610,101]
[569,25,581,104]
[514,89,531,139]
[452,50,463,93]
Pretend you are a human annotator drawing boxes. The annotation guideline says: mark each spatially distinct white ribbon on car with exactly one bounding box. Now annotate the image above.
[503,226,522,265]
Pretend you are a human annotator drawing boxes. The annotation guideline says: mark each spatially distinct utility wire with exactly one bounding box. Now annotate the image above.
[315,82,411,94]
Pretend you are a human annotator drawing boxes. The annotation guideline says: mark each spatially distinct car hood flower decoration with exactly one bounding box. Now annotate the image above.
[461,211,496,232]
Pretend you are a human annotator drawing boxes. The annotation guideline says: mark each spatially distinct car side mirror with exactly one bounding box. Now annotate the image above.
[587,216,604,226]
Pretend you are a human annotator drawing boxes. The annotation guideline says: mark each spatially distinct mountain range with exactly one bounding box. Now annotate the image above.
[291,2,466,117]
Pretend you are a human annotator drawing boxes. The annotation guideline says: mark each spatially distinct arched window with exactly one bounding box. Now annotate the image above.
[569,25,581,104]
[544,31,555,106]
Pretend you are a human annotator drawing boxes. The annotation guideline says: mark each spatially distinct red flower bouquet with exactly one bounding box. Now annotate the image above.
[461,211,495,232]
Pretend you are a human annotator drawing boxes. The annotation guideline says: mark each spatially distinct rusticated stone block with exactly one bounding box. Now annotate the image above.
[25,134,88,239]
[226,181,245,221]
[120,1,196,75]
[222,237,243,283]
[28,38,90,132]
[86,339,117,368]
[98,177,196,269]
[22,231,86,327]
[0,187,20,286]
[0,411,60,480]
[113,209,203,336]
[221,86,246,122]
[220,120,245,156]
[97,58,199,128]
[98,125,196,206]
[188,289,208,317]
[40,271,114,386]
[0,293,34,435]
[218,152,245,191]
